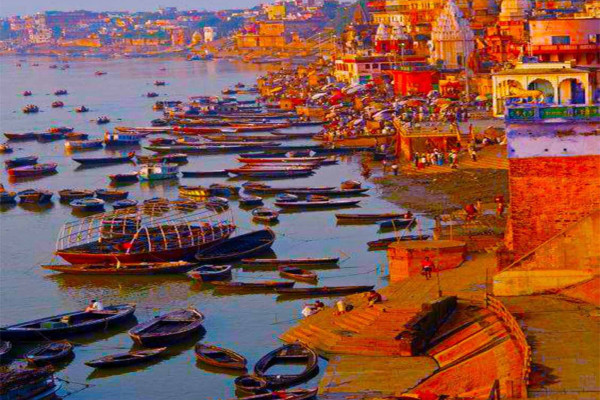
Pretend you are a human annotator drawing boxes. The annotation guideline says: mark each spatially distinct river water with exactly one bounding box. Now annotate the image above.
[0,57,429,399]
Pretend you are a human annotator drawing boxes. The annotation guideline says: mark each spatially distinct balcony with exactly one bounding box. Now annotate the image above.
[531,43,600,54]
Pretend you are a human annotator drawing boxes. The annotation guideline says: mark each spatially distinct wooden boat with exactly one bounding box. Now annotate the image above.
[97,116,111,125]
[52,101,64,108]
[378,218,415,230]
[232,388,317,400]
[276,285,374,297]
[179,185,211,198]
[285,187,369,197]
[206,197,229,210]
[8,163,57,177]
[315,133,395,148]
[5,156,38,169]
[239,194,263,206]
[172,126,222,134]
[104,132,142,146]
[278,266,318,283]
[194,344,247,370]
[0,304,136,341]
[148,138,176,146]
[187,265,232,281]
[48,126,74,134]
[42,261,196,275]
[254,343,319,389]
[54,89,68,96]
[234,375,268,394]
[243,183,335,195]
[275,198,360,209]
[73,152,135,166]
[0,191,17,204]
[241,257,339,267]
[65,132,89,141]
[70,198,105,212]
[75,105,89,113]
[54,200,236,264]
[181,170,228,178]
[95,189,128,201]
[36,132,65,141]
[335,213,410,224]
[24,341,74,366]
[58,189,94,202]
[367,235,431,250]
[85,347,167,368]
[128,308,205,347]
[212,281,294,291]
[4,132,36,141]
[195,229,275,263]
[23,90,32,96]
[0,367,62,399]
[109,172,139,183]
[252,207,279,223]
[23,104,39,113]
[65,139,103,150]
[137,153,188,164]
[0,340,12,361]
[238,156,326,164]
[209,183,240,197]
[112,199,138,210]
[228,169,314,178]
[139,164,179,181]
[17,189,53,204]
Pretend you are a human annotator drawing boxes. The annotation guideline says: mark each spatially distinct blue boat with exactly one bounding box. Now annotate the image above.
[113,199,139,210]
[104,132,142,146]
[139,164,179,181]
[70,198,105,212]
[4,156,38,169]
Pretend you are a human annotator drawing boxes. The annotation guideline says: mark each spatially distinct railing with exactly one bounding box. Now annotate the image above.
[506,104,600,122]
[532,43,600,52]
[486,294,532,390]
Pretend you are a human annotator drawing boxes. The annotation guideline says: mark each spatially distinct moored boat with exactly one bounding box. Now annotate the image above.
[85,347,167,368]
[187,265,232,281]
[24,340,74,366]
[241,257,339,267]
[4,156,38,169]
[73,152,135,166]
[377,218,416,230]
[195,344,247,370]
[58,189,94,202]
[234,375,268,394]
[75,105,89,113]
[232,388,317,400]
[181,170,229,178]
[104,132,142,146]
[278,266,318,283]
[0,367,62,399]
[128,308,204,347]
[276,285,375,297]
[335,213,411,224]
[212,281,294,291]
[112,199,139,210]
[137,153,188,164]
[109,172,139,183]
[254,343,319,389]
[65,132,89,140]
[243,183,335,195]
[35,132,65,141]
[70,198,106,212]
[239,194,263,206]
[0,304,136,341]
[17,189,53,204]
[52,101,64,108]
[139,164,179,181]
[42,261,196,275]
[195,229,275,264]
[251,207,279,223]
[4,132,36,141]
[65,139,103,150]
[97,116,111,125]
[95,189,128,201]
[367,235,431,250]
[275,198,360,209]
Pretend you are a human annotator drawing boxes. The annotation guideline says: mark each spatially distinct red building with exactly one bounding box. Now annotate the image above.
[388,68,438,96]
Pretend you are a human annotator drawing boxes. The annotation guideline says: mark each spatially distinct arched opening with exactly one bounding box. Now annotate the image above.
[527,79,555,103]
[558,78,586,104]
[496,79,523,115]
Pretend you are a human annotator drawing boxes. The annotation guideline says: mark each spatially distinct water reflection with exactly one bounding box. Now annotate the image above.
[18,202,55,213]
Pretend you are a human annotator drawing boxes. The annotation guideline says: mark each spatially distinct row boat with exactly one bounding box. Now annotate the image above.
[7,163,57,177]
[0,304,136,341]
[4,156,38,169]
[195,344,247,370]
[275,285,374,297]
[275,199,360,209]
[241,257,339,267]
[195,229,275,263]
[72,153,135,166]
[335,213,411,223]
[243,183,335,194]
[41,261,197,275]
[212,281,294,291]
[128,308,205,347]
[85,348,167,368]
[254,343,319,389]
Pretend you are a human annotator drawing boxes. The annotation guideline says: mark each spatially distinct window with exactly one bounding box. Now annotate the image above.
[551,36,570,45]
[589,34,600,44]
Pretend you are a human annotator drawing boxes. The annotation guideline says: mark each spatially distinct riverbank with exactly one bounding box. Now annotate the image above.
[372,143,509,217]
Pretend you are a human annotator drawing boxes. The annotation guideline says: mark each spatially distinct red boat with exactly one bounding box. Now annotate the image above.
[54,199,236,264]
[172,126,222,134]
[8,163,58,177]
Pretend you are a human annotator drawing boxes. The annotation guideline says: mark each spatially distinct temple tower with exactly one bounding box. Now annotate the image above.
[430,0,475,69]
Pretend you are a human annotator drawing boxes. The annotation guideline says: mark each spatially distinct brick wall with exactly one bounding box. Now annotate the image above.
[387,241,467,281]
[507,155,600,258]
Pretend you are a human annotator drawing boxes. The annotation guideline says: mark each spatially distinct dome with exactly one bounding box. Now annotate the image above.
[431,0,474,41]
[500,0,531,20]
